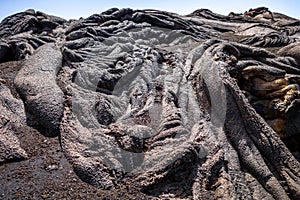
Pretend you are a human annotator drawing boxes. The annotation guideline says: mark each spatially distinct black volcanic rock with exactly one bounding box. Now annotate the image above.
[0,7,300,199]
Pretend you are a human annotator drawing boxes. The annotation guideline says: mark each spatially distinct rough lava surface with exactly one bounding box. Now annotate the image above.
[0,7,300,199]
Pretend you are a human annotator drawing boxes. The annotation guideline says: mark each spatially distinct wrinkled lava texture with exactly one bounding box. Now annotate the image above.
[1,7,300,199]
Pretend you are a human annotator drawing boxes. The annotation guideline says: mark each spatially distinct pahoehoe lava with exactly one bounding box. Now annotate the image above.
[0,7,300,199]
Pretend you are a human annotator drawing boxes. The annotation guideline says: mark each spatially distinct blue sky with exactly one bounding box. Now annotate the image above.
[0,0,299,21]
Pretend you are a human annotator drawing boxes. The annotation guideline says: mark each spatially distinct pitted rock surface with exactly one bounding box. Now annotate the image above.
[1,7,300,199]
[14,43,64,137]
[0,83,27,163]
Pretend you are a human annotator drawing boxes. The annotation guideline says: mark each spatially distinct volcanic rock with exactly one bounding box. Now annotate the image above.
[0,7,300,199]
[0,83,27,163]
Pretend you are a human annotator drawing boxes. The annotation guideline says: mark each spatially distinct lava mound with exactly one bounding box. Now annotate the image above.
[0,7,300,199]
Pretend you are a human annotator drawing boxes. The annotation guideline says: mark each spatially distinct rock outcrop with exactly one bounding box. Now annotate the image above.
[0,7,300,199]
[14,43,64,137]
[0,83,27,163]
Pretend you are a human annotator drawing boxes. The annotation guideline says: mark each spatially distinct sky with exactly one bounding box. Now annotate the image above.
[0,0,299,22]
